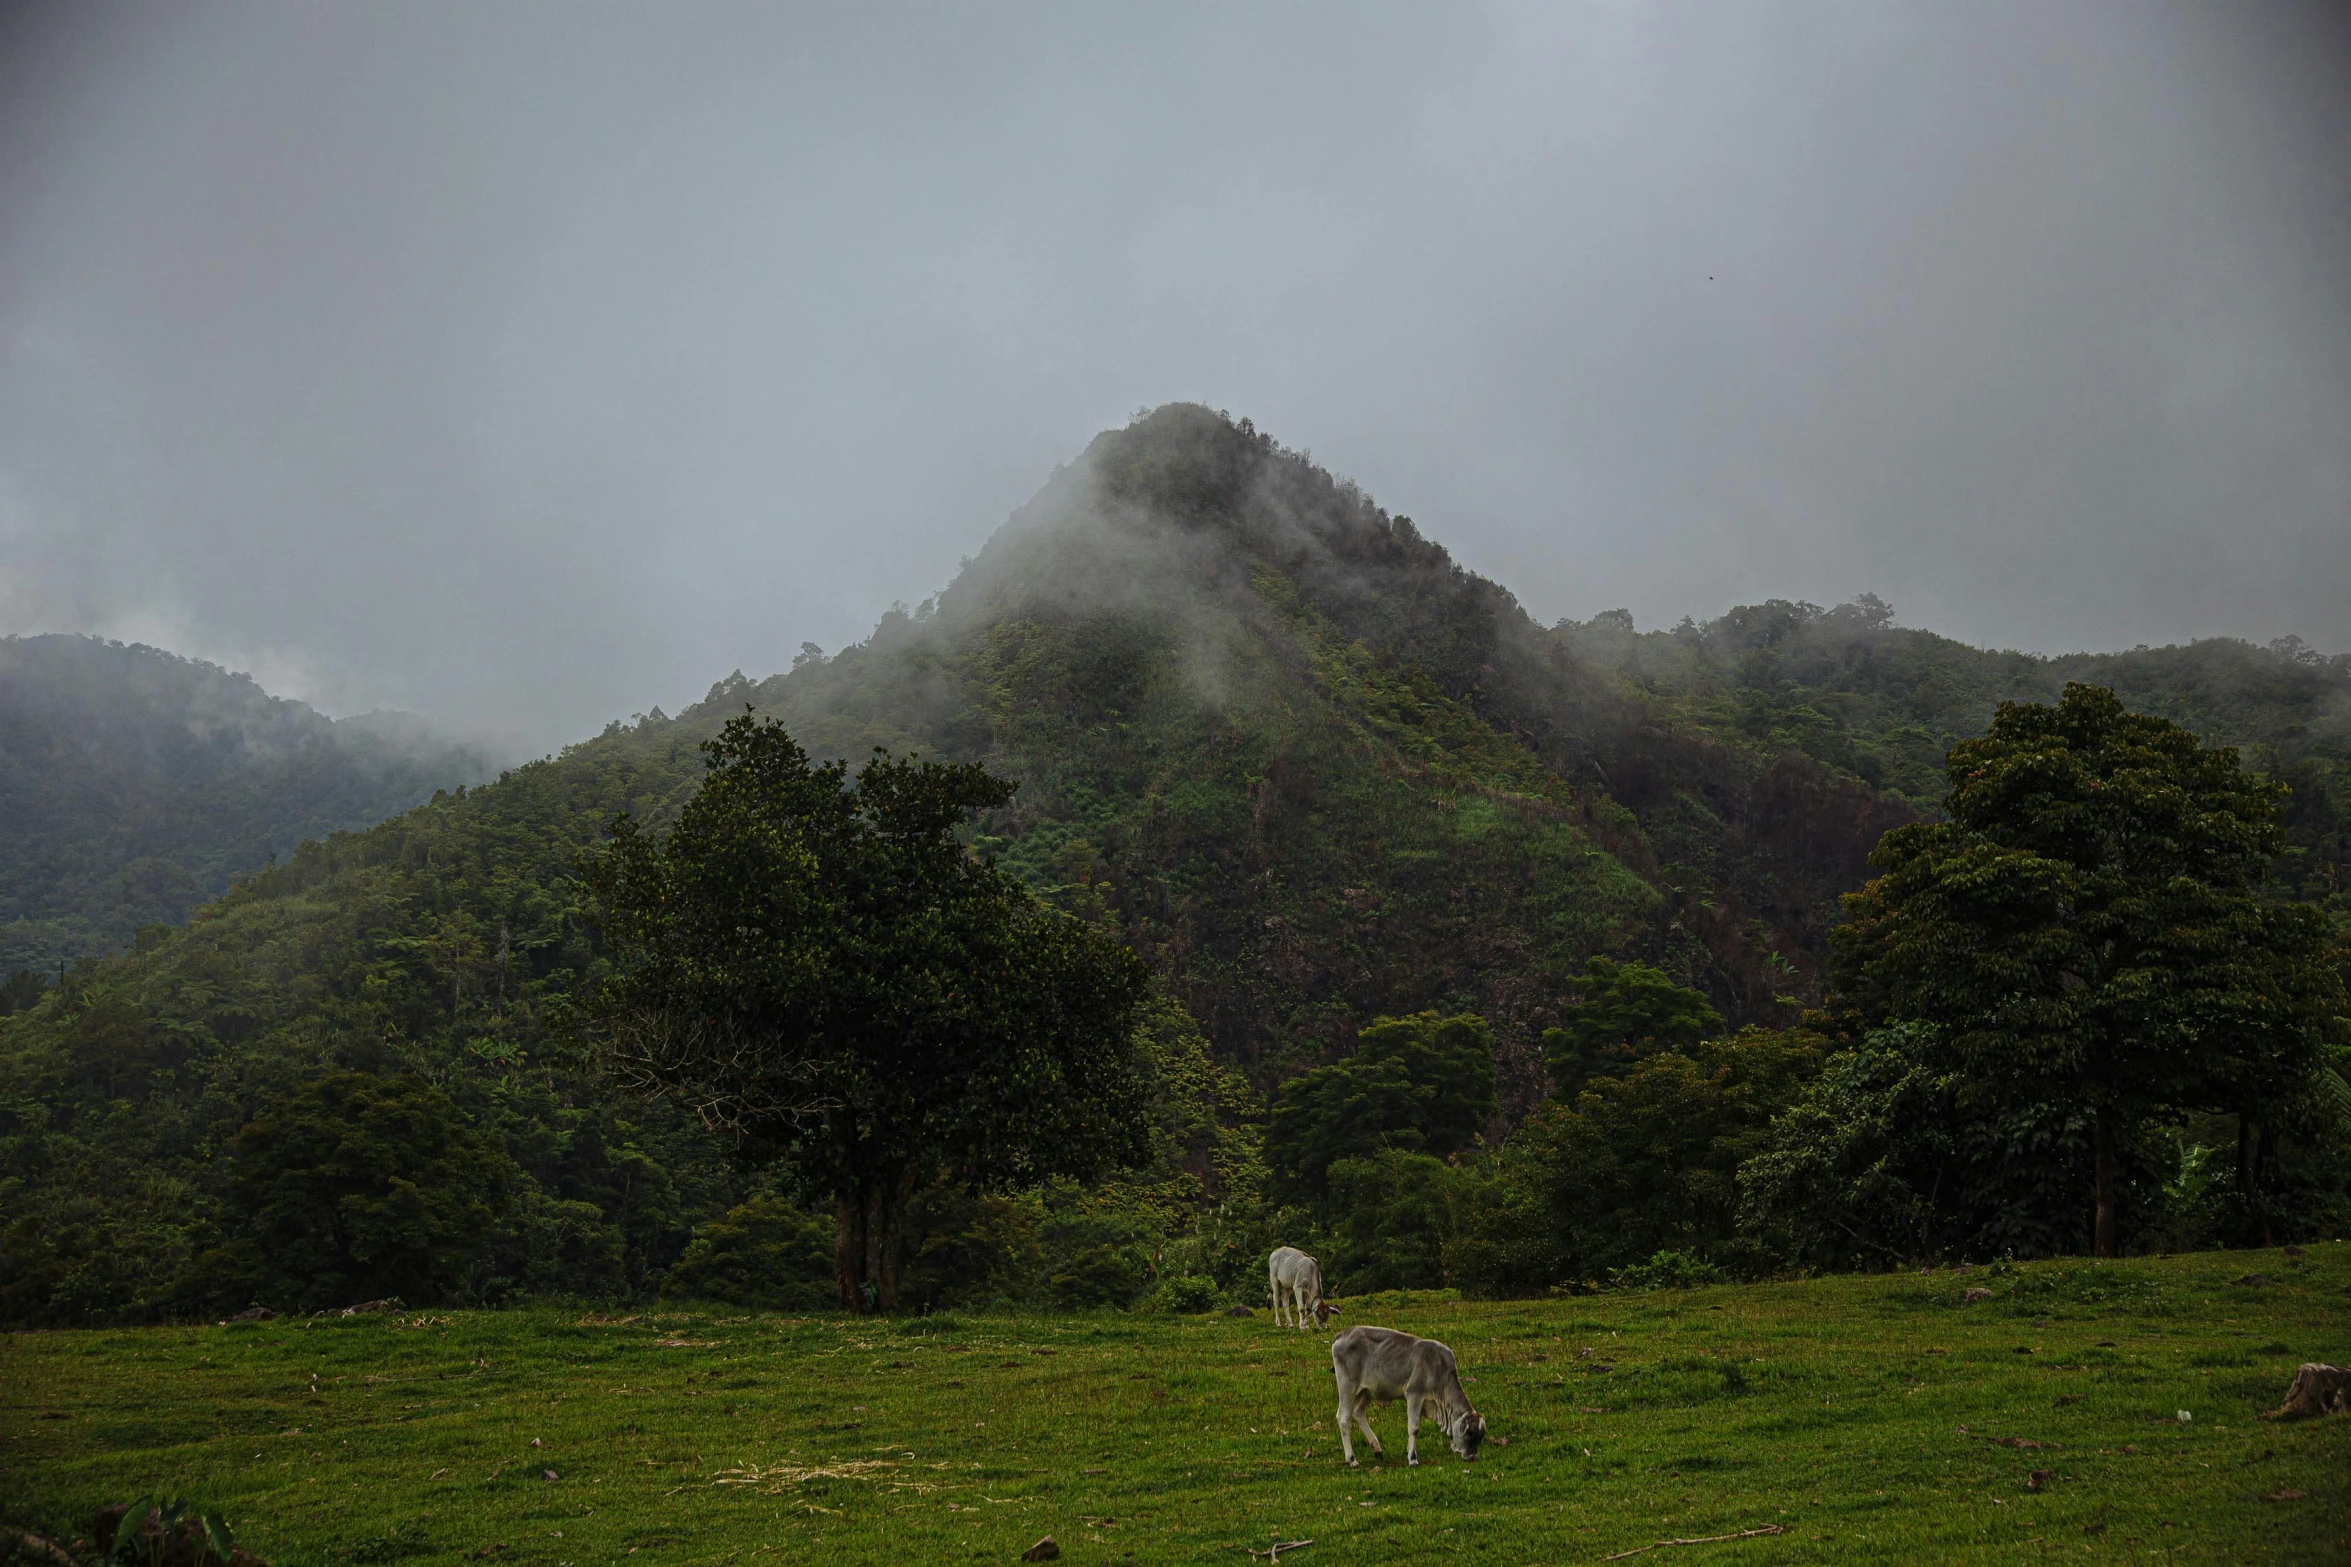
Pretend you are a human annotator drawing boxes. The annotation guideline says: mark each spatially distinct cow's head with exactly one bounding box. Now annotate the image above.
[1314,1299,1339,1328]
[1447,1407,1487,1461]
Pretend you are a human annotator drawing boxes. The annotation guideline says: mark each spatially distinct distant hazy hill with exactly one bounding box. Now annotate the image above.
[0,635,493,971]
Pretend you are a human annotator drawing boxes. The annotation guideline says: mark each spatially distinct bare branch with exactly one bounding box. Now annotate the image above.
[596,1004,835,1138]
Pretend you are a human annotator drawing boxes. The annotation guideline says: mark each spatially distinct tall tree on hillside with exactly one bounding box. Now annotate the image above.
[1540,957,1726,1099]
[1833,684,2346,1256]
[221,1070,512,1310]
[1266,1011,1497,1210]
[579,716,1154,1308]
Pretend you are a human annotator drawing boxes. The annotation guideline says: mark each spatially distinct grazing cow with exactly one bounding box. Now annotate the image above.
[1268,1247,1335,1330]
[1330,1325,1486,1466]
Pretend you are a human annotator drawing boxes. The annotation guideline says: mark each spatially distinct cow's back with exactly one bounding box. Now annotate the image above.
[1409,1337,1461,1392]
[1332,1325,1422,1395]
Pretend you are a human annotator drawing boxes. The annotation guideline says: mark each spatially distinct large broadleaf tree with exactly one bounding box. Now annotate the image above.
[1832,684,2346,1255]
[579,716,1154,1308]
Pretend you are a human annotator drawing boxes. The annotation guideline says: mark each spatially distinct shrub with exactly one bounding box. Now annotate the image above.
[1045,1244,1148,1309]
[1038,1204,1155,1310]
[660,1196,836,1308]
[1325,1149,1457,1292]
[1151,1274,1219,1313]
[214,1070,512,1313]
[1610,1250,1729,1291]
[902,1187,1043,1310]
[1448,1148,1562,1298]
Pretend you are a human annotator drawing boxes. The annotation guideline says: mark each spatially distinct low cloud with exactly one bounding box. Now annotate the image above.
[2,3,2345,751]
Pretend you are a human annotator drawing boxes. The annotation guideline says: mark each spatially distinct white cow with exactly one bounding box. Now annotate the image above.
[1267,1246,1334,1330]
[1330,1324,1486,1466]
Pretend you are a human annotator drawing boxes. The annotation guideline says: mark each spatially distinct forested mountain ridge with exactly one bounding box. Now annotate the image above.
[3,404,2343,1322]
[1558,601,2350,908]
[751,406,1915,1090]
[0,635,493,974]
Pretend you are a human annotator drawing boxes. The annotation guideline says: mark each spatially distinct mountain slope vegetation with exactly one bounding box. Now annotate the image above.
[760,408,1914,1094]
[2,405,2343,1323]
[0,635,492,975]
[1558,600,2351,908]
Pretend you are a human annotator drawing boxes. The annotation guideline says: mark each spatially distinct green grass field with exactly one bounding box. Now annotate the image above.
[7,1248,2348,1565]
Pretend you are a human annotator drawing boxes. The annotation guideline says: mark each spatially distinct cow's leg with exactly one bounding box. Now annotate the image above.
[1405,1392,1423,1465]
[1335,1374,1357,1465]
[1353,1391,1383,1457]
[1270,1272,1283,1326]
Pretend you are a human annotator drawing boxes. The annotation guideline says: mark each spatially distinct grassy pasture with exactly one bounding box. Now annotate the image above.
[5,1248,2348,1565]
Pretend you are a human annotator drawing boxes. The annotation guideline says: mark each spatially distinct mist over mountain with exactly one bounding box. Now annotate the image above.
[0,634,492,972]
[6,5,2349,751]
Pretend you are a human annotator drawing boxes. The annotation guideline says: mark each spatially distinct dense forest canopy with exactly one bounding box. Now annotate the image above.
[0,635,492,975]
[1,406,2343,1325]
[1556,599,2350,907]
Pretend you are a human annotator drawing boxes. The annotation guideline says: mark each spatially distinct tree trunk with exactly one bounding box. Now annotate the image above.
[868,1166,917,1311]
[2237,1115,2272,1248]
[2091,1107,2119,1258]
[834,1194,867,1310]
[862,1184,888,1308]
[832,1167,917,1312]
[2254,1123,2276,1249]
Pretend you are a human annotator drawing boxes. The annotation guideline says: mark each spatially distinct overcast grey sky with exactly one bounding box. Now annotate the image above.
[3,2,2346,751]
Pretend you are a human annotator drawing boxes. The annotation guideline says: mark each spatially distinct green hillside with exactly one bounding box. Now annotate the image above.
[3,405,2344,1326]
[0,635,491,975]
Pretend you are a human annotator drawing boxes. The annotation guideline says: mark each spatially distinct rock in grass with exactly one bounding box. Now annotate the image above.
[2260,1364,2351,1422]
[1961,1287,1994,1303]
[1020,1538,1060,1562]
